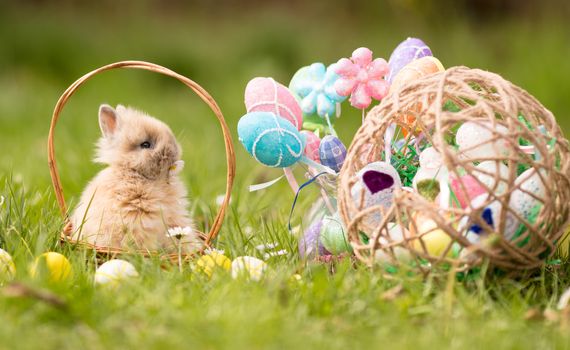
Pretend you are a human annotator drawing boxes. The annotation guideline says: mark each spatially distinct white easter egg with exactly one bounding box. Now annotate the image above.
[510,168,546,219]
[231,256,267,281]
[0,248,16,284]
[456,121,509,160]
[467,193,519,240]
[95,259,139,286]
[351,161,402,230]
[474,160,510,194]
[419,147,443,169]
[374,223,411,263]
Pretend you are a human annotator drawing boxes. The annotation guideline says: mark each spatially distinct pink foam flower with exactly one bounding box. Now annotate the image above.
[334,47,390,109]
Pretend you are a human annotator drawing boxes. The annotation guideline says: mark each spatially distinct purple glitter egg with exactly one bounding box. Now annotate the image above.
[319,135,347,173]
[298,220,330,259]
[387,38,432,83]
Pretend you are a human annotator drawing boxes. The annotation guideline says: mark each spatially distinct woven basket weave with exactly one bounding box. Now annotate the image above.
[338,66,570,274]
[48,61,236,261]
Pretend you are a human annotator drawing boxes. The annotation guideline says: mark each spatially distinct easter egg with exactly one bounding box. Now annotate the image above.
[473,161,510,195]
[320,214,352,255]
[411,215,453,257]
[351,161,402,230]
[390,56,444,92]
[195,251,231,278]
[456,121,509,160]
[298,219,330,259]
[450,175,487,208]
[0,248,16,284]
[558,226,570,258]
[30,252,72,283]
[387,37,433,83]
[231,256,268,281]
[238,112,305,168]
[319,135,346,172]
[467,193,519,240]
[413,147,447,197]
[300,130,321,163]
[245,77,303,130]
[374,223,411,263]
[94,259,139,286]
[510,168,546,219]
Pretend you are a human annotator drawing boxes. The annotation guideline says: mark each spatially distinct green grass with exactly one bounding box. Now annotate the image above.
[1,3,570,349]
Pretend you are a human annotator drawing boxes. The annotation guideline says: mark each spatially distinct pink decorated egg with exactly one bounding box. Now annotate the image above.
[301,130,321,163]
[450,175,487,208]
[245,77,303,130]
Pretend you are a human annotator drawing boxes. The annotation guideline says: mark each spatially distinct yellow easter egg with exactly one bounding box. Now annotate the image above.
[196,252,231,278]
[558,226,570,258]
[412,217,453,257]
[0,248,16,284]
[30,252,73,283]
[231,256,267,281]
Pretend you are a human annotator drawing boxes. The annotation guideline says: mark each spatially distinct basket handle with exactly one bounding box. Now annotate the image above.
[47,61,236,245]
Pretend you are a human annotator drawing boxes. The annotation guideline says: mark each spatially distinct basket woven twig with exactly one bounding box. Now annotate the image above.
[48,61,236,260]
[338,66,570,274]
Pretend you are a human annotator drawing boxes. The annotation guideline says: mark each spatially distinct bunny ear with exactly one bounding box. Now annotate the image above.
[99,104,118,138]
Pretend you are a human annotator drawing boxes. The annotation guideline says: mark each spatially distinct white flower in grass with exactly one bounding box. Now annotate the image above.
[167,226,194,240]
[263,249,288,260]
[169,160,185,176]
[255,242,279,251]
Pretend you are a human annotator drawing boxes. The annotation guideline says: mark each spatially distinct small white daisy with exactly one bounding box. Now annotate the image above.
[263,249,288,260]
[167,226,193,240]
[255,242,279,251]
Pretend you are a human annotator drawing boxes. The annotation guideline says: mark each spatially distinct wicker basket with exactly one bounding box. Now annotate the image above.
[338,66,570,274]
[48,61,236,261]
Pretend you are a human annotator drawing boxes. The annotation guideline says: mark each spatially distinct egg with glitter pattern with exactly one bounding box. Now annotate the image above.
[320,213,352,255]
[238,112,305,168]
[456,121,509,160]
[319,135,346,172]
[466,193,519,240]
[300,130,321,163]
[350,161,402,231]
[509,168,546,219]
[299,219,330,259]
[245,77,303,130]
[387,37,433,83]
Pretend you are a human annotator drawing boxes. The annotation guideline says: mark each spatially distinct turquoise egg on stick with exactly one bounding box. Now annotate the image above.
[238,112,306,168]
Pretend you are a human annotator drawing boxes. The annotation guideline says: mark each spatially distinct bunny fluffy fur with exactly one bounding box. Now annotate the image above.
[70,105,198,252]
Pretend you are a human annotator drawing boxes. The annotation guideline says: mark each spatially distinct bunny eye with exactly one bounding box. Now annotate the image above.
[140,141,152,149]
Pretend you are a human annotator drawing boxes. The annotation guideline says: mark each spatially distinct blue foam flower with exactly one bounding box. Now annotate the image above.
[289,63,347,118]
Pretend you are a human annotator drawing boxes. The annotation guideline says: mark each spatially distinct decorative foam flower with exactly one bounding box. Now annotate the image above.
[334,47,390,109]
[289,63,347,118]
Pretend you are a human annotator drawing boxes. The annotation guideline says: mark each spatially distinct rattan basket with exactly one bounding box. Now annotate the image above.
[48,61,236,261]
[338,66,570,274]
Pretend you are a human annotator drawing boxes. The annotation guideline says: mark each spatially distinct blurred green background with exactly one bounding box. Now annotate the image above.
[1,0,569,215]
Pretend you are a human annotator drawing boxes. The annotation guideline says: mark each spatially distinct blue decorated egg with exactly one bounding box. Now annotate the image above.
[319,135,346,172]
[238,112,305,168]
[387,38,432,83]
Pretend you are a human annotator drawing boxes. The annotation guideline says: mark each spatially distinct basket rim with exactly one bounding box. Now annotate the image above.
[48,60,236,256]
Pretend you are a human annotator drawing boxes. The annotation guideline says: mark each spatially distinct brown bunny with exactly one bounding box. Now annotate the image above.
[70,104,201,252]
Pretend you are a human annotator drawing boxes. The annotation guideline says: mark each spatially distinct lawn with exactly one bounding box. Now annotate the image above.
[1,2,570,349]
